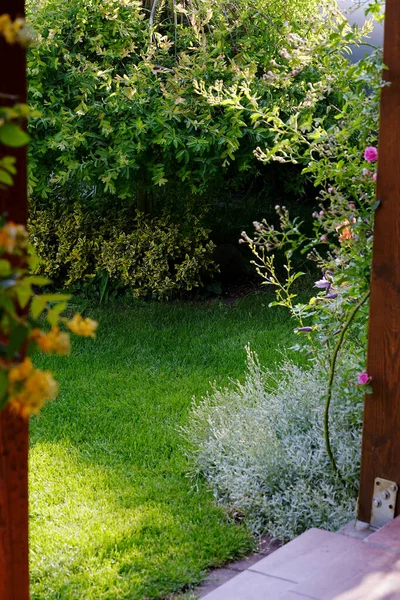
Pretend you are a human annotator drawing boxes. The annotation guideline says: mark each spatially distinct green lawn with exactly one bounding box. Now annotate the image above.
[29,294,297,600]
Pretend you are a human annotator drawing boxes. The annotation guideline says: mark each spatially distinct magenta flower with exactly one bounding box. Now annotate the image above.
[357,371,371,385]
[364,146,378,163]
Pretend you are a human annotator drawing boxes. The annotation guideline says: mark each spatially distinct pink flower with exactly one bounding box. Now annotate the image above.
[373,172,377,181]
[364,146,378,163]
[320,234,328,242]
[357,371,371,385]
[349,203,356,210]
[327,187,334,194]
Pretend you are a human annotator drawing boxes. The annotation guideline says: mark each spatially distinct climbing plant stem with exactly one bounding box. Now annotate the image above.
[324,289,371,482]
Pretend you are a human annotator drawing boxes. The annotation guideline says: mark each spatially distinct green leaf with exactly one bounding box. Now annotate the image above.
[31,295,49,320]
[25,276,52,287]
[0,260,11,277]
[0,295,16,315]
[99,271,110,305]
[0,370,9,410]
[291,272,305,282]
[31,293,70,319]
[371,200,381,212]
[0,123,30,148]
[7,323,29,359]
[0,156,17,174]
[43,293,70,303]
[47,301,68,327]
[0,169,13,186]
[15,283,32,309]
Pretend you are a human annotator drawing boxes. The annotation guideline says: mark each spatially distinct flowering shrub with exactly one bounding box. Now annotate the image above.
[240,69,380,477]
[183,348,362,541]
[0,14,97,419]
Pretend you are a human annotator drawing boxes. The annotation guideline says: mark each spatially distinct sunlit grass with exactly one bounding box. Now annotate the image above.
[29,294,298,599]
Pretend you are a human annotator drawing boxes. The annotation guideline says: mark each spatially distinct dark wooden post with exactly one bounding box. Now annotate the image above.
[358,0,400,523]
[0,1,30,598]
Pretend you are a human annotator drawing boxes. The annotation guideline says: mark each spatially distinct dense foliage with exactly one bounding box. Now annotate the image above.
[27,0,338,295]
[25,0,323,263]
[29,202,216,299]
[26,0,319,207]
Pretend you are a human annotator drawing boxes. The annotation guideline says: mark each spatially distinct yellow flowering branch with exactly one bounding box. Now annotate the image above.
[0,14,33,46]
[0,220,98,418]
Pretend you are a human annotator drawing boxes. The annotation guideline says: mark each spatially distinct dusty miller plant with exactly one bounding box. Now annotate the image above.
[183,348,363,541]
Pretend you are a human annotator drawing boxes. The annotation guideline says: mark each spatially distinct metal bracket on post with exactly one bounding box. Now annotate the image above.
[370,477,398,529]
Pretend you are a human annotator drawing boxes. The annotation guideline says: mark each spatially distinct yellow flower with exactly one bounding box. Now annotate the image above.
[8,357,33,383]
[0,221,28,253]
[31,327,71,355]
[8,363,58,418]
[0,15,29,45]
[67,314,98,338]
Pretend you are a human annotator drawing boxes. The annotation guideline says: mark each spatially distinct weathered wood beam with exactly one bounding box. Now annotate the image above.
[0,1,30,599]
[359,0,400,523]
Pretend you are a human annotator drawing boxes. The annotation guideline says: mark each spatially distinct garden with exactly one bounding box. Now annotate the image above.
[0,0,387,598]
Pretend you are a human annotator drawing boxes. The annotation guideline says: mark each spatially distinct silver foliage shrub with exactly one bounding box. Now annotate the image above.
[183,348,363,541]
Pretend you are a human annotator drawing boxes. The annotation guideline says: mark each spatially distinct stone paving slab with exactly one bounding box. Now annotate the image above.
[197,537,281,597]
[247,529,365,582]
[201,569,297,600]
[283,570,400,600]
[339,520,374,541]
[287,536,400,599]
[200,519,400,600]
[366,517,400,554]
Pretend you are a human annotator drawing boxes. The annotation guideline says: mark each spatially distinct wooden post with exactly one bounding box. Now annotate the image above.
[358,0,400,523]
[0,1,30,598]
